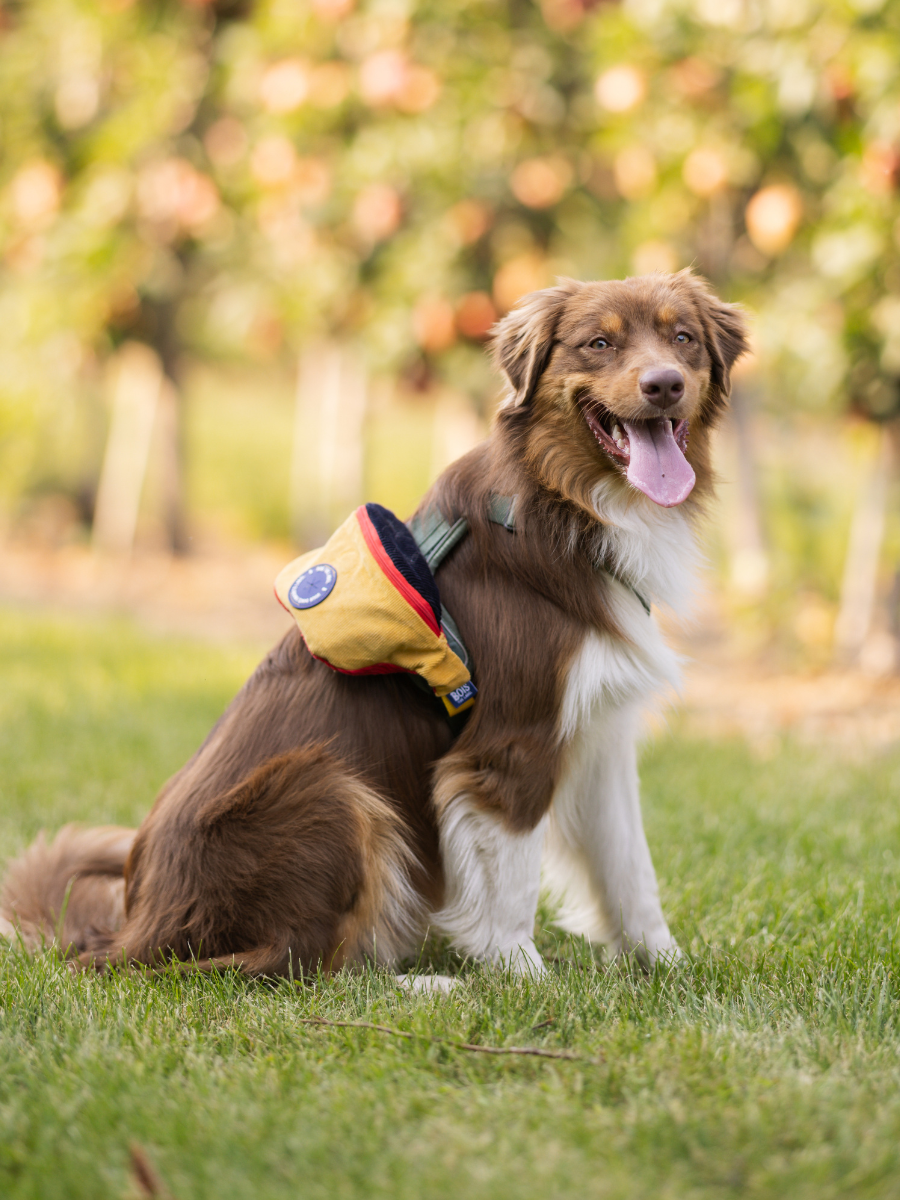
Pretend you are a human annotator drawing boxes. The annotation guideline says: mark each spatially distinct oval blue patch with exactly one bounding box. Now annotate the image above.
[288,564,337,610]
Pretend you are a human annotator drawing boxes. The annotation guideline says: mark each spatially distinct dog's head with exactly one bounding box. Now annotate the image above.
[491,271,749,511]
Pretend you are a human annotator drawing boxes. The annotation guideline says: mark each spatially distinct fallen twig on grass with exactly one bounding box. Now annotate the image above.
[299,1016,603,1064]
[129,1143,176,1199]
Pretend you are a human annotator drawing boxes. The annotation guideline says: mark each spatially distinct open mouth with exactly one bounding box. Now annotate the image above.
[579,400,696,508]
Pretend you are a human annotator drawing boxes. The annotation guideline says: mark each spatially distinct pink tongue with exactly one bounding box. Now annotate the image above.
[622,419,695,507]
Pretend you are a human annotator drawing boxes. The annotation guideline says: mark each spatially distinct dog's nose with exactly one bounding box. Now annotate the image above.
[640,369,685,409]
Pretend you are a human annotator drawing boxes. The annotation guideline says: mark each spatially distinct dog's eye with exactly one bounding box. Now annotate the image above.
[675,332,692,344]
[589,337,611,350]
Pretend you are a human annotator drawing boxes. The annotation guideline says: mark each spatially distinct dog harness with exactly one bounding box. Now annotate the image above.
[275,494,651,734]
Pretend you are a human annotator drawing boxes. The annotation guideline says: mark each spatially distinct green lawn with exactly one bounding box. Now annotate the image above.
[2,608,900,1199]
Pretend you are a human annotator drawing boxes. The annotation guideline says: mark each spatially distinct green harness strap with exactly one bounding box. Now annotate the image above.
[406,508,471,671]
[407,493,651,714]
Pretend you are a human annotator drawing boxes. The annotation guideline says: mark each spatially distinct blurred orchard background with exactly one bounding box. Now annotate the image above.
[3,0,900,718]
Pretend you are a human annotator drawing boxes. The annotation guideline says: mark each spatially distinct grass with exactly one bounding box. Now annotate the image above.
[2,607,900,1199]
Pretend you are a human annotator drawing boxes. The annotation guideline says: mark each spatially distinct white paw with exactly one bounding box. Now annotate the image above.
[0,917,16,942]
[651,941,682,967]
[394,973,459,994]
[493,938,547,978]
[621,934,681,969]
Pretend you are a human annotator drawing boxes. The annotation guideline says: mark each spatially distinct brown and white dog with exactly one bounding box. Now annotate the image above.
[0,271,747,978]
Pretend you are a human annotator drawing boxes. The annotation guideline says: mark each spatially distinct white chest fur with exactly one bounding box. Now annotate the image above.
[559,582,682,739]
[589,477,699,616]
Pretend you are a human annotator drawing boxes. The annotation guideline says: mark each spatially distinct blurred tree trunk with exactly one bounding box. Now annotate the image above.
[150,297,189,555]
[291,343,368,546]
[155,376,188,555]
[833,423,893,667]
[728,384,769,596]
[92,342,162,555]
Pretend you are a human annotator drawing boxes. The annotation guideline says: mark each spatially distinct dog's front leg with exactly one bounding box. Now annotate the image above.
[431,796,547,976]
[549,701,679,967]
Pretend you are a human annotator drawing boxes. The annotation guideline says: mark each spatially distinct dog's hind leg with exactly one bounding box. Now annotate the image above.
[430,795,547,976]
[87,746,422,977]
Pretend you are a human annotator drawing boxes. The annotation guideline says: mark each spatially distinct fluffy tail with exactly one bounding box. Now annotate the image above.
[0,825,136,954]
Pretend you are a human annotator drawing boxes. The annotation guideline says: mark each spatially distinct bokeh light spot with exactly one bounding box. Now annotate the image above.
[510,157,572,209]
[492,254,549,312]
[683,147,729,196]
[413,297,456,353]
[456,292,497,340]
[745,184,802,255]
[444,200,492,246]
[251,137,297,188]
[259,60,310,114]
[613,146,656,199]
[10,162,62,229]
[352,184,402,244]
[595,65,645,113]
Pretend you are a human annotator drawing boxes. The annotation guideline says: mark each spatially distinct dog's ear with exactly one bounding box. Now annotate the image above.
[675,270,749,407]
[491,279,581,407]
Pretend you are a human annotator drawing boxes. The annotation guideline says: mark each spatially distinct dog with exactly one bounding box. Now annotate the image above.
[0,271,747,978]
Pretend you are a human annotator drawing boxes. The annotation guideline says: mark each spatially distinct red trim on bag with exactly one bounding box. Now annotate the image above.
[355,505,441,637]
[274,584,292,615]
[290,625,414,679]
[312,654,411,676]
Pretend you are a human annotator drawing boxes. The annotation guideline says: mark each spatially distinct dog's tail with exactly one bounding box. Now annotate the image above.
[0,825,136,954]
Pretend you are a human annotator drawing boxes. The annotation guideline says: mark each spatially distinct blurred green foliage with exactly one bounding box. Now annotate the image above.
[1,0,899,519]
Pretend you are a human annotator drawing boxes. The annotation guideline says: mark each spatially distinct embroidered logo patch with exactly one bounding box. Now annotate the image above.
[288,564,337,610]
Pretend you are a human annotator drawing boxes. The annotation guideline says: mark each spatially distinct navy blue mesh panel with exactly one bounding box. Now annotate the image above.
[364,503,442,627]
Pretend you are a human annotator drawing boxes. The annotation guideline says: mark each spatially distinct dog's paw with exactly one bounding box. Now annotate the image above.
[645,941,682,970]
[0,916,16,942]
[618,935,682,971]
[493,938,547,979]
[394,973,459,994]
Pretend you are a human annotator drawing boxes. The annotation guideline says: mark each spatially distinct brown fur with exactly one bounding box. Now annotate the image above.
[0,824,134,952]
[0,272,747,977]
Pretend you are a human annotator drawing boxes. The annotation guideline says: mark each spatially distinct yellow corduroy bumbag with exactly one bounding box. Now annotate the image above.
[275,502,477,718]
